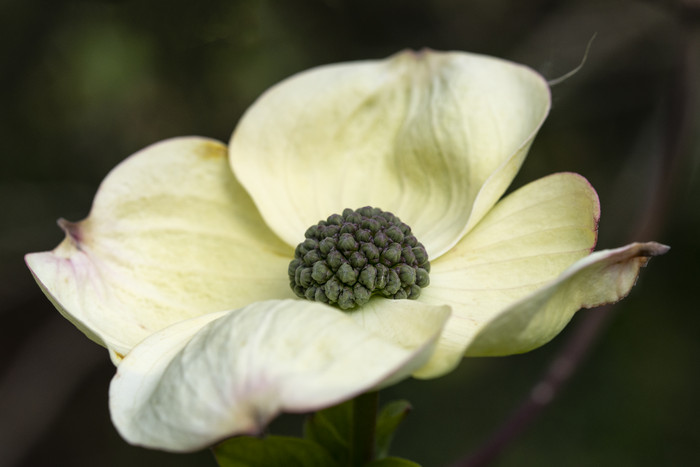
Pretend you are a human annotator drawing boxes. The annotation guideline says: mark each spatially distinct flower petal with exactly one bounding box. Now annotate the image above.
[230,49,550,258]
[25,137,293,362]
[414,173,668,375]
[348,298,455,384]
[416,173,600,377]
[109,299,449,452]
[465,242,669,356]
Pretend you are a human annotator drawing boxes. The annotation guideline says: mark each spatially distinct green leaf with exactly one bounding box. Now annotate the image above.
[304,397,413,463]
[303,399,354,465]
[366,457,422,467]
[375,400,412,458]
[214,435,339,467]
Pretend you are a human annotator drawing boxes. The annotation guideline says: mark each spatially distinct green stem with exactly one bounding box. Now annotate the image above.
[350,391,379,466]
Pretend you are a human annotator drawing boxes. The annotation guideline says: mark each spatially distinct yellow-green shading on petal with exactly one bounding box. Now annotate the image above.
[416,172,601,377]
[25,137,293,361]
[230,49,550,258]
[349,298,456,383]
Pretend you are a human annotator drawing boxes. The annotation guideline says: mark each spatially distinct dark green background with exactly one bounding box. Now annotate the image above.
[1,0,697,466]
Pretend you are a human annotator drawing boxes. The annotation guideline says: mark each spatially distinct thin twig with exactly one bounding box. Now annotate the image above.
[451,306,613,467]
[452,8,694,466]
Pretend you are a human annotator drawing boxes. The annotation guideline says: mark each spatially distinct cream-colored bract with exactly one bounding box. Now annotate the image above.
[415,171,601,376]
[110,299,449,451]
[25,138,294,362]
[465,242,669,357]
[230,50,551,258]
[25,49,668,452]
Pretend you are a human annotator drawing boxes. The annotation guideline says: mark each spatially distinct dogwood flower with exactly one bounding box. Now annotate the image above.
[25,50,667,453]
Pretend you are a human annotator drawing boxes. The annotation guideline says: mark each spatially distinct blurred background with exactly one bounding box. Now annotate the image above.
[1,0,698,465]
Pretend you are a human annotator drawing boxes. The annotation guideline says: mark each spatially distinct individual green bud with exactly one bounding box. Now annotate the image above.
[353,283,371,306]
[338,233,359,252]
[294,243,309,258]
[292,283,304,298]
[375,263,389,290]
[288,258,301,278]
[304,286,317,301]
[337,262,358,285]
[324,277,341,302]
[398,264,416,286]
[303,249,321,265]
[339,223,357,235]
[384,269,401,295]
[374,231,389,249]
[381,243,402,265]
[299,267,313,287]
[311,262,332,284]
[356,229,372,243]
[408,284,422,299]
[304,225,319,238]
[360,242,380,262]
[314,287,329,303]
[359,265,377,290]
[393,288,408,300]
[324,224,340,237]
[386,225,404,243]
[362,217,381,233]
[302,238,318,250]
[327,250,344,271]
[413,246,428,266]
[319,237,336,255]
[416,268,430,287]
[348,251,367,269]
[401,246,416,265]
[337,286,355,310]
[404,234,418,247]
[344,209,363,224]
[327,213,343,225]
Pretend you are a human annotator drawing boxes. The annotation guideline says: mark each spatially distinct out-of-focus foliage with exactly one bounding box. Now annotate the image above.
[1,0,697,466]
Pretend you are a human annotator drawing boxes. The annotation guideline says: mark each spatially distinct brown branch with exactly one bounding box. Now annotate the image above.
[451,306,613,467]
[451,6,696,466]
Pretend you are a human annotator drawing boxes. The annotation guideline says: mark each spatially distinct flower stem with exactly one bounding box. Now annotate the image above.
[350,391,378,466]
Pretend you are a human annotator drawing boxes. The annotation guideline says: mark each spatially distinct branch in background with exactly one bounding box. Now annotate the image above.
[452,5,698,466]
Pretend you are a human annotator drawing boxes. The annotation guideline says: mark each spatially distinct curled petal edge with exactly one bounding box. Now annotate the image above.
[462,241,670,358]
[413,171,601,378]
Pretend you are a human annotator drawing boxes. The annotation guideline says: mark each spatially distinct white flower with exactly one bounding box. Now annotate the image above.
[25,50,667,452]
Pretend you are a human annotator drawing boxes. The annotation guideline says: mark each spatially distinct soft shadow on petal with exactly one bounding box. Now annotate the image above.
[25,137,294,361]
[416,173,600,377]
[109,299,449,452]
[348,299,454,383]
[230,49,550,258]
[464,242,669,356]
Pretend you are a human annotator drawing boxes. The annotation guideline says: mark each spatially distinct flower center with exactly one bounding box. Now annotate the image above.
[289,206,430,310]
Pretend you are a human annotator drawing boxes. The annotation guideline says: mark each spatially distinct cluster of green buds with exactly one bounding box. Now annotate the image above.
[289,206,430,310]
